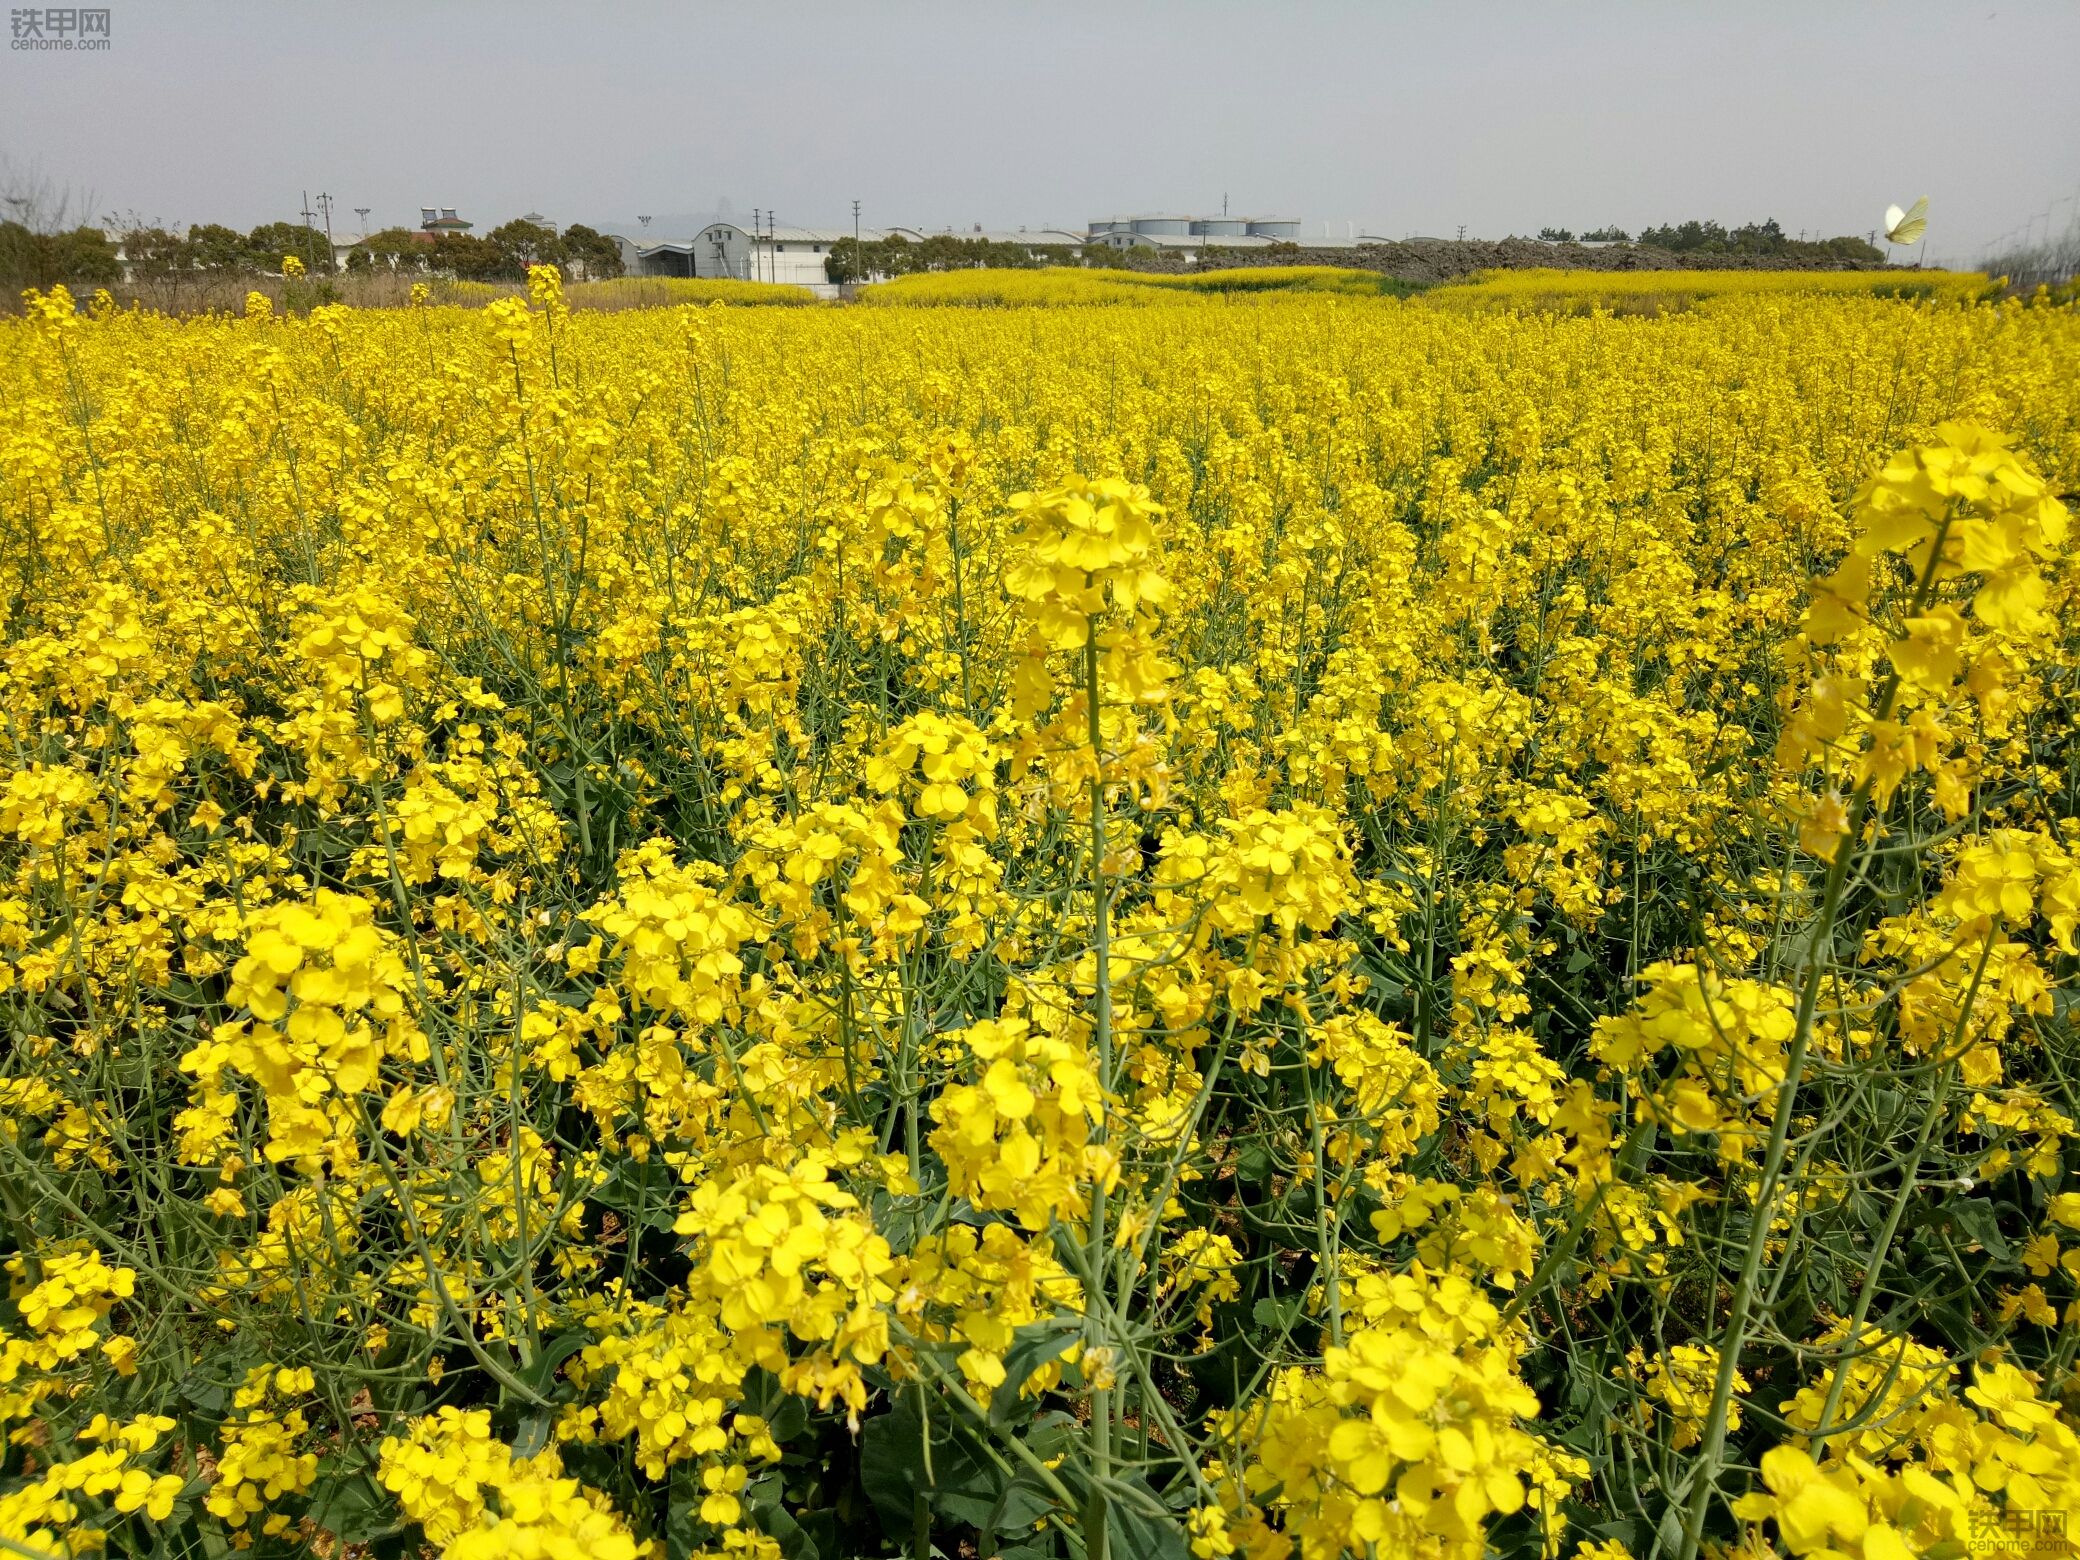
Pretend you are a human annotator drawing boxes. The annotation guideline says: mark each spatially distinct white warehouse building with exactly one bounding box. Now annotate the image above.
[611,224,857,297]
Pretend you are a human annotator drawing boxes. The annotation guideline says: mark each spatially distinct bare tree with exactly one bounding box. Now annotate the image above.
[0,154,115,294]
[0,154,97,234]
[1982,201,2080,293]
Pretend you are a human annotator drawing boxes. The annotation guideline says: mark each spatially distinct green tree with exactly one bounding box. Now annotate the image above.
[185,223,248,272]
[559,224,623,280]
[352,228,429,273]
[828,232,1077,285]
[247,221,326,273]
[118,225,190,280]
[488,219,562,274]
[0,222,119,290]
[429,231,508,279]
[118,224,201,308]
[1636,218,1883,264]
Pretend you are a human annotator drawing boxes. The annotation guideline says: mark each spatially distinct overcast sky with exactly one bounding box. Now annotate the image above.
[4,0,2077,264]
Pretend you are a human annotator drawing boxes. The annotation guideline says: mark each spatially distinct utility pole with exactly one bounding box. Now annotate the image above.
[1457,224,1466,241]
[299,189,321,270]
[316,191,336,271]
[851,198,862,288]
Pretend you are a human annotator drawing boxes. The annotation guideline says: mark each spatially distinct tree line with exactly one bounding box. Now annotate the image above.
[824,233,1082,284]
[0,214,625,296]
[343,220,623,281]
[1536,219,1883,261]
[0,207,1900,301]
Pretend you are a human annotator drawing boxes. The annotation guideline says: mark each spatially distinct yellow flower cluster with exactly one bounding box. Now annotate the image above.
[205,1366,320,1533]
[0,1253,175,1554]
[1733,1358,2080,1558]
[380,1405,643,1560]
[0,1413,183,1555]
[1208,1265,1581,1558]
[930,1015,1102,1231]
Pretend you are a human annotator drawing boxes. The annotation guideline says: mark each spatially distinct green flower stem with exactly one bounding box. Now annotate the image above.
[1674,516,1951,1560]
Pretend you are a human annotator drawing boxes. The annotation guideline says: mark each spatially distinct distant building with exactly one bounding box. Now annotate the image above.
[610,221,1097,293]
[518,211,558,235]
[1084,214,1385,254]
[610,223,757,286]
[419,207,473,235]
[757,227,855,291]
[602,211,1374,294]
[610,223,878,297]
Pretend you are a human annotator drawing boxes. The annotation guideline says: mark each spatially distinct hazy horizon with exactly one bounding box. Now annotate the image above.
[4,0,2078,267]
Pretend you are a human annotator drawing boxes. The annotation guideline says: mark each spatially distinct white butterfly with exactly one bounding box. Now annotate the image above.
[1884,197,1929,246]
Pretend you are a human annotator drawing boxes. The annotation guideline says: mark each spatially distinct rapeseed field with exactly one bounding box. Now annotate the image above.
[3,271,2078,1560]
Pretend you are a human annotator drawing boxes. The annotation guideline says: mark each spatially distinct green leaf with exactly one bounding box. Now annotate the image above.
[857,1395,931,1535]
[989,1315,1082,1426]
[305,1464,399,1545]
[987,1469,1056,1535]
[510,1409,554,1460]
[514,1328,591,1398]
[178,1370,228,1415]
[862,1389,1041,1543]
[1022,1410,1078,1460]
[754,1491,810,1559]
[1252,1295,1304,1333]
[1087,1471,1189,1560]
[793,1508,841,1560]
[1944,1196,2013,1261]
[668,1461,702,1557]
[765,1392,809,1443]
